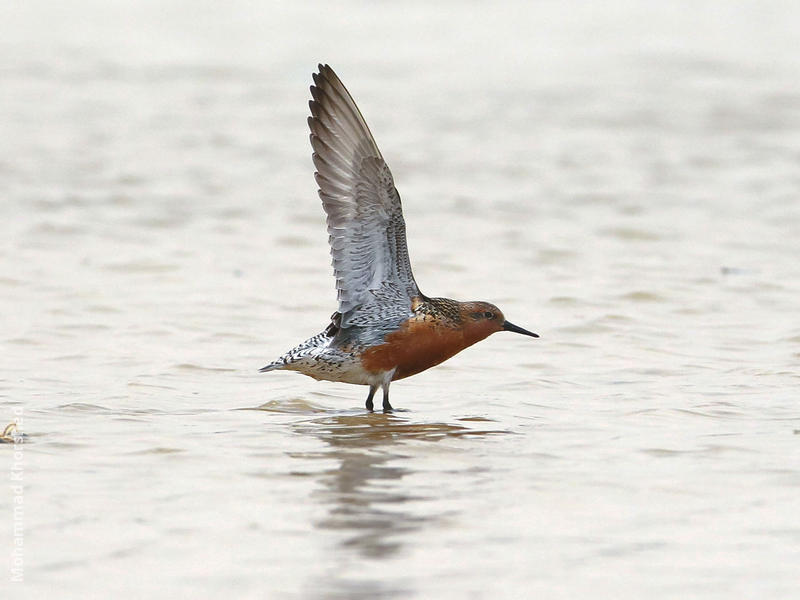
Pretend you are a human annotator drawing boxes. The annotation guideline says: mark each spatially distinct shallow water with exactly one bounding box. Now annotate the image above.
[2,1,800,598]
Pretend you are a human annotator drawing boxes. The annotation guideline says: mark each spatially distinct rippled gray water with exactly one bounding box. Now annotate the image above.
[2,1,800,598]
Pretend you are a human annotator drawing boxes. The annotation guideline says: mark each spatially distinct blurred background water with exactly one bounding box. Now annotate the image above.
[2,1,800,598]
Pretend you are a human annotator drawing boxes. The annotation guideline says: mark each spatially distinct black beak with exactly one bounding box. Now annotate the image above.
[502,321,539,338]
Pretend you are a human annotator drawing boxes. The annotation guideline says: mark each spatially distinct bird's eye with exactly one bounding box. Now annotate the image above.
[484,311,494,319]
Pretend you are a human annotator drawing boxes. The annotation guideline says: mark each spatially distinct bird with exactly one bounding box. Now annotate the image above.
[260,64,538,412]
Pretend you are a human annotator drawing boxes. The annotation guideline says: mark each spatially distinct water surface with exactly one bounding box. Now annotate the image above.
[2,1,800,598]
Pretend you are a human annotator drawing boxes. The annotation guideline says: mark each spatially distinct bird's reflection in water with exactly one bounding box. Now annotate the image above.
[292,410,507,559]
[251,398,510,599]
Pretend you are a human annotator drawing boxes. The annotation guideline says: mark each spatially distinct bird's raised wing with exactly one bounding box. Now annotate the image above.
[308,64,419,327]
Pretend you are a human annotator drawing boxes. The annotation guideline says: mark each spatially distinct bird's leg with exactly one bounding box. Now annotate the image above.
[365,385,377,412]
[382,387,393,412]
[380,371,395,412]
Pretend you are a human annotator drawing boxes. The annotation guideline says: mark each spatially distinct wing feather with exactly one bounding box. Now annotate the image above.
[308,64,419,326]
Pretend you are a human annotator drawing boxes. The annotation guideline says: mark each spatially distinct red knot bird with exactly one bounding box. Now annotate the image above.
[260,64,538,412]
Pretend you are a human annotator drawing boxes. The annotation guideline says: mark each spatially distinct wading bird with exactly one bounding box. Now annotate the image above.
[261,65,538,411]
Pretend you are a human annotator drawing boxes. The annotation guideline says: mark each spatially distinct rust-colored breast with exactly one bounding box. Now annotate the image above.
[360,314,493,380]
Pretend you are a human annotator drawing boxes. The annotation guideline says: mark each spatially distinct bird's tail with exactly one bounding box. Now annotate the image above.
[258,360,286,373]
[258,326,335,373]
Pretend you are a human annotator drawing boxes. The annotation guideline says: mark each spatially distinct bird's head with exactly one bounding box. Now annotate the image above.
[459,301,538,344]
